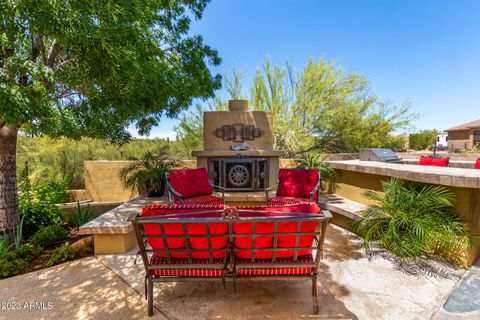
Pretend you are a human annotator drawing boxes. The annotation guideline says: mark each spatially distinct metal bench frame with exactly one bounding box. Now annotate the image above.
[129,208,332,317]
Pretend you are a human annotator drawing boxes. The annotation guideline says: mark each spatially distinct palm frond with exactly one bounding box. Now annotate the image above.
[351,178,474,266]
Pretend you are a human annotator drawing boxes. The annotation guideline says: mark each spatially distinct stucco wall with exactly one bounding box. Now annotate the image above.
[84,159,298,202]
[448,130,472,150]
[84,160,197,202]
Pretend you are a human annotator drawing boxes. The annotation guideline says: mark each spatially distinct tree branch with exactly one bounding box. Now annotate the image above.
[56,58,74,69]
[47,40,62,67]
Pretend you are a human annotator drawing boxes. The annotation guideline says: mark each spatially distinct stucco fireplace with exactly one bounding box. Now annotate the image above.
[192,100,284,192]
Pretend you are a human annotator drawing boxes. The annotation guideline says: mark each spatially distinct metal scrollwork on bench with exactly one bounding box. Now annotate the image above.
[212,124,265,142]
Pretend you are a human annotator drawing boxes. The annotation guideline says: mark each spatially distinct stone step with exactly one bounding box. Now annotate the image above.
[318,193,367,221]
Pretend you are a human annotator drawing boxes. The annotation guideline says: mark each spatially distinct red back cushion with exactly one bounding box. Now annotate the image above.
[418,156,449,167]
[141,204,227,259]
[431,157,449,167]
[276,169,319,199]
[233,204,322,259]
[418,156,433,166]
[168,168,213,199]
[475,159,480,169]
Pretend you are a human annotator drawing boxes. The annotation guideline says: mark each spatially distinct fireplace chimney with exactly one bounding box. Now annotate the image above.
[228,99,248,112]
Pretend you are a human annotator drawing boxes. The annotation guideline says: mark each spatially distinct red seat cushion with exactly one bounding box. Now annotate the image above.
[141,204,228,259]
[150,255,227,277]
[176,195,223,205]
[232,204,322,259]
[276,169,319,199]
[419,156,449,167]
[236,254,314,276]
[475,159,480,169]
[267,196,311,206]
[168,168,213,199]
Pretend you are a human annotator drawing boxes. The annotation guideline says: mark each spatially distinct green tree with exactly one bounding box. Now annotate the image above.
[176,58,416,156]
[409,129,440,150]
[0,0,221,241]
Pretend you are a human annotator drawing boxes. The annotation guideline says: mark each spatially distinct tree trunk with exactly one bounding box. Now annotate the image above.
[0,125,19,243]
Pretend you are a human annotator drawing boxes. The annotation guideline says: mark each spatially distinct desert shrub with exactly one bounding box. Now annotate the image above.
[29,225,68,248]
[47,245,76,267]
[34,180,70,204]
[19,197,63,239]
[15,244,43,262]
[69,203,95,228]
[0,253,28,279]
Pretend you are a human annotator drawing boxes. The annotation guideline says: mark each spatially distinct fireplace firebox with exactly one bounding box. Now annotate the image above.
[208,157,269,191]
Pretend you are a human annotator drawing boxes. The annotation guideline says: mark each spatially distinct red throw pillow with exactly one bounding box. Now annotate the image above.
[418,156,449,167]
[430,157,449,167]
[475,159,480,169]
[233,204,322,259]
[141,204,227,259]
[276,169,319,199]
[168,168,213,199]
[418,156,433,166]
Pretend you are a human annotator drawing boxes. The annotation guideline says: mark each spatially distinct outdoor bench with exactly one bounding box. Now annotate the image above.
[129,203,332,317]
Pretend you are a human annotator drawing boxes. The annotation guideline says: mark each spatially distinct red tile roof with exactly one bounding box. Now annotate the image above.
[447,119,480,131]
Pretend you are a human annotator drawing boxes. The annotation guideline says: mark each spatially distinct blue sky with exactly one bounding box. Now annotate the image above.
[136,0,480,140]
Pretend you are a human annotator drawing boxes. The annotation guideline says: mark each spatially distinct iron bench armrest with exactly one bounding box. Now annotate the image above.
[210,183,225,201]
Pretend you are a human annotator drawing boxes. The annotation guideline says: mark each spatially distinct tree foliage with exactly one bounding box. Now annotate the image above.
[17,135,175,189]
[409,129,440,150]
[1,0,221,139]
[175,58,416,156]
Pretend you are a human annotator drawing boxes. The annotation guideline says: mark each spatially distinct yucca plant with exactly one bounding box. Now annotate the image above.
[119,149,179,197]
[298,152,339,193]
[351,178,473,264]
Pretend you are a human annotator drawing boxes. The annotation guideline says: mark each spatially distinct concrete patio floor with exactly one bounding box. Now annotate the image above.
[0,225,471,320]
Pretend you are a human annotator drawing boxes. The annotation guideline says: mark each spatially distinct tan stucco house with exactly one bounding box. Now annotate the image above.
[446,119,480,151]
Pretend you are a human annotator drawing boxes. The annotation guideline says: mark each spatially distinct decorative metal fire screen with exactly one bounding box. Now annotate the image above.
[208,157,269,191]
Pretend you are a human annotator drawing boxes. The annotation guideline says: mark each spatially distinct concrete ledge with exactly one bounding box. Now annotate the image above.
[401,159,476,169]
[326,160,480,189]
[318,193,367,223]
[78,196,164,235]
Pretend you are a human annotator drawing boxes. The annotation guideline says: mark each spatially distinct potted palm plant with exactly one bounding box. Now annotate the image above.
[119,149,179,197]
[298,152,339,193]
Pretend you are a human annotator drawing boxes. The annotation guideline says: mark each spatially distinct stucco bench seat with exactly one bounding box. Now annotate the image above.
[129,203,332,317]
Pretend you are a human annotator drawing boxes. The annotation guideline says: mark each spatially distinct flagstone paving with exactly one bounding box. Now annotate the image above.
[1,224,476,320]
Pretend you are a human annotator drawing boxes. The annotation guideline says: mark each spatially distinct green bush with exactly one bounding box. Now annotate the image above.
[351,178,473,265]
[47,245,76,267]
[34,180,70,204]
[0,232,11,259]
[29,225,68,248]
[0,253,28,279]
[15,244,43,262]
[19,197,63,239]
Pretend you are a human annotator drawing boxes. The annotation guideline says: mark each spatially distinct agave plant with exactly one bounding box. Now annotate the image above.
[70,202,95,228]
[119,149,179,197]
[351,178,473,263]
[298,152,339,193]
